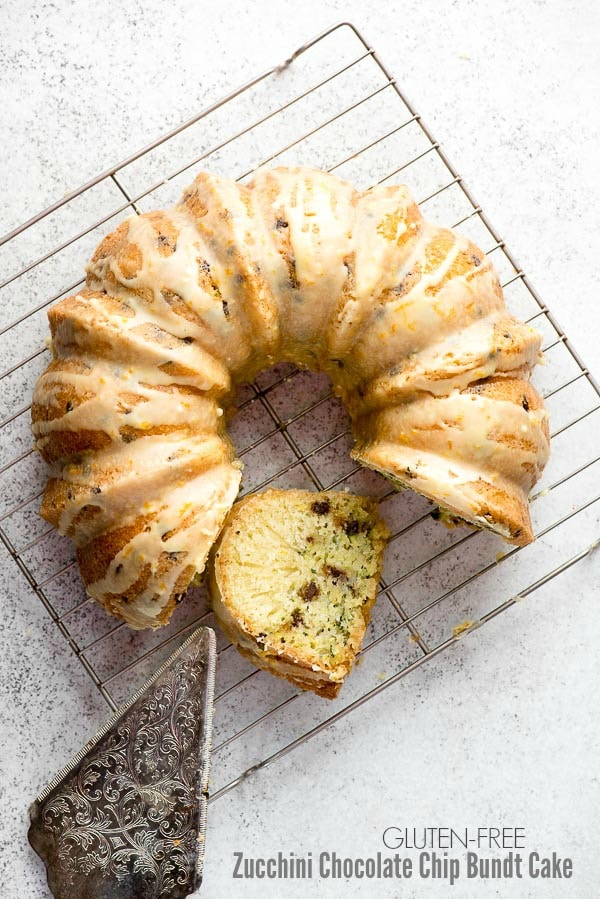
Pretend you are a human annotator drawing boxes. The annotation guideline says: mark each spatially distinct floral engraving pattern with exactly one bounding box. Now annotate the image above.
[29,628,214,899]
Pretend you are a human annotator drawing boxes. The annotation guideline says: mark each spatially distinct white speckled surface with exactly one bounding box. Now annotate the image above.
[1,1,599,897]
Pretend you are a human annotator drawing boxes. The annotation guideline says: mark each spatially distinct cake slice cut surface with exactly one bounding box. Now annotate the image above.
[209,489,389,698]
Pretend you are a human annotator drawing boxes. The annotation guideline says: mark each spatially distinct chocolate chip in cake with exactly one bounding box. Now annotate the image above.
[290,608,304,627]
[311,499,330,515]
[323,565,348,583]
[299,581,320,602]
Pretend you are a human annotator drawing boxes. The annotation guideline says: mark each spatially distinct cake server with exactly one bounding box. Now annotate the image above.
[28,625,216,899]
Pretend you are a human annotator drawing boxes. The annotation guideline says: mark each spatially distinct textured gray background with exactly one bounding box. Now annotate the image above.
[1,1,599,897]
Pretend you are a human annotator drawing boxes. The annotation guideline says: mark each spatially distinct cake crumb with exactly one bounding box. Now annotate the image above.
[453,619,475,638]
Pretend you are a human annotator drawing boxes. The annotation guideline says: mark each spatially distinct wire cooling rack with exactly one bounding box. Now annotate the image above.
[1,22,599,802]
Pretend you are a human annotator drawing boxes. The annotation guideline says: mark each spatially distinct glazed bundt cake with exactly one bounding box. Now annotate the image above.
[210,489,389,698]
[31,166,550,629]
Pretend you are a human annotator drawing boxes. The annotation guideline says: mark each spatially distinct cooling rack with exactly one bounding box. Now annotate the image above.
[1,21,599,803]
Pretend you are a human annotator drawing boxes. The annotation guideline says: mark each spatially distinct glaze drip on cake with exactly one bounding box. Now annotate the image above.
[32,166,550,628]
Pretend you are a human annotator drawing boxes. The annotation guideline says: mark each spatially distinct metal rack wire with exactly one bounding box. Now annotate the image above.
[1,22,599,802]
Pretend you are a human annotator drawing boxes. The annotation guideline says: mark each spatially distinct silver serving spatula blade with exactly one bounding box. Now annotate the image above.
[28,626,216,899]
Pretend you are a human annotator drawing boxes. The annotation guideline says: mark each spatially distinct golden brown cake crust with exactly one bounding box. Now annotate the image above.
[31,166,549,628]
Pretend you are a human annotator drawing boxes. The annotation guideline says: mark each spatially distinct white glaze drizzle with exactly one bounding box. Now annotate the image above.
[33,166,549,627]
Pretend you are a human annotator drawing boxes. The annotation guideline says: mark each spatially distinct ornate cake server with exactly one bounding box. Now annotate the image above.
[28,626,216,898]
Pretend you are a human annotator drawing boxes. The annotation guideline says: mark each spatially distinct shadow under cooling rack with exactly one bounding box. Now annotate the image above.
[1,22,599,801]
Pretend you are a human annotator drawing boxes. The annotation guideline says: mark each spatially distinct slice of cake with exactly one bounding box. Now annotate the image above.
[208,489,389,698]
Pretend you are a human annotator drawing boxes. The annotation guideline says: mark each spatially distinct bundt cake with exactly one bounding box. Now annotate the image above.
[209,489,389,698]
[31,165,550,629]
